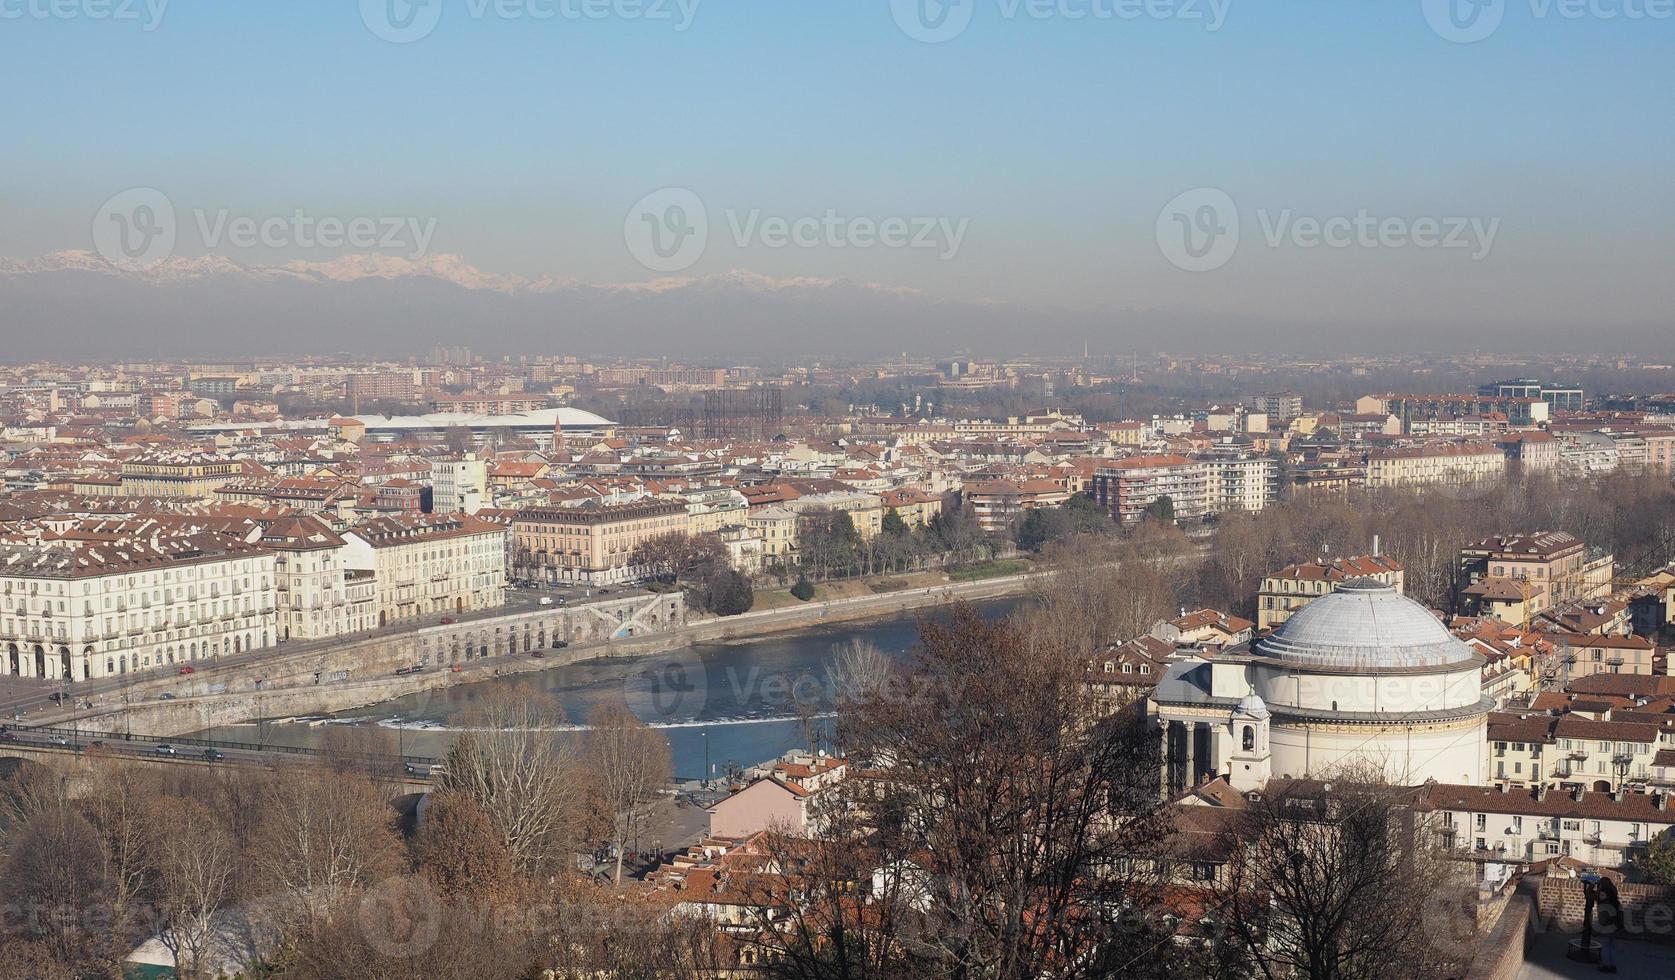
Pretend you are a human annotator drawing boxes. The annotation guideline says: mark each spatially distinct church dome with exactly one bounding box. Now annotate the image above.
[1255,578,1476,670]
[1233,693,1270,720]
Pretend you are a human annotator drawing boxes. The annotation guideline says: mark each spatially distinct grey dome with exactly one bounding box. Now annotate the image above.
[1256,578,1475,670]
[1233,693,1270,719]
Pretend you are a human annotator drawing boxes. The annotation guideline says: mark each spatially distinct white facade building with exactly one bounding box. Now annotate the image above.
[0,535,277,682]
[342,513,506,628]
[1151,579,1491,793]
[431,455,489,515]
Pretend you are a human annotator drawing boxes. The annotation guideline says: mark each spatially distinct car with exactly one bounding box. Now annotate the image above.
[202,748,224,762]
[159,692,176,700]
[88,740,106,750]
[48,692,64,703]
[394,665,417,676]
[538,596,553,606]
[554,640,569,649]
[154,744,177,756]
[178,665,195,675]
[440,616,457,625]
[531,651,546,659]
[48,735,69,746]
[0,731,13,743]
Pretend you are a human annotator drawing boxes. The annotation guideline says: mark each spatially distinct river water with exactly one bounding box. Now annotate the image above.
[195,598,1023,781]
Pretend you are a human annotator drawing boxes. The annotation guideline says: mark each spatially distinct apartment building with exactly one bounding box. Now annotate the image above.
[960,478,1072,533]
[781,490,886,539]
[877,487,944,527]
[1364,442,1507,490]
[1552,716,1664,792]
[511,498,689,586]
[1495,430,1561,475]
[431,455,489,515]
[118,453,244,498]
[678,487,750,535]
[260,515,377,642]
[1458,531,1613,606]
[1251,392,1302,421]
[1199,452,1278,515]
[342,513,507,626]
[1426,783,1673,870]
[1256,554,1406,630]
[0,533,276,682]
[1556,633,1659,679]
[1092,455,1208,525]
[345,370,418,405]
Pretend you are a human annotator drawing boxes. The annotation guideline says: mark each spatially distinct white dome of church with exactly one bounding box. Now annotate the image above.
[1149,578,1491,793]
[1256,578,1475,670]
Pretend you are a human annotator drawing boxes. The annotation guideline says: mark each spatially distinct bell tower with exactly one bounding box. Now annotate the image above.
[1229,694,1272,793]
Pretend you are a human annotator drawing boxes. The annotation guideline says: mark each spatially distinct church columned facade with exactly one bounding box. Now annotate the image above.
[1151,579,1491,793]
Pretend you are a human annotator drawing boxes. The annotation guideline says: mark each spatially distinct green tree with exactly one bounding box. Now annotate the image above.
[881,508,909,537]
[790,576,816,601]
[1638,827,1675,885]
[1141,494,1175,525]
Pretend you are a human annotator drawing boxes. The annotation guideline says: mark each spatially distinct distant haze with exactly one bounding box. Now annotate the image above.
[1,252,1671,361]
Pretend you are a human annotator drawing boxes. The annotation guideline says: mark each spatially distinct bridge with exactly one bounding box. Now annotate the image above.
[0,721,439,793]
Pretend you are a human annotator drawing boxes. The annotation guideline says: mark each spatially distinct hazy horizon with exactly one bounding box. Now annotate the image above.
[3,3,1672,356]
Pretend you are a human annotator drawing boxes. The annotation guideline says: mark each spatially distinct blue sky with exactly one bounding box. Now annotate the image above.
[2,1,1672,332]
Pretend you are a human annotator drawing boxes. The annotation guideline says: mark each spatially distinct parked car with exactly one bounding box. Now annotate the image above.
[440,616,457,625]
[538,596,553,606]
[88,739,106,750]
[531,651,546,659]
[554,640,570,649]
[178,665,195,675]
[202,748,224,762]
[159,692,176,700]
[154,744,177,756]
[0,730,14,743]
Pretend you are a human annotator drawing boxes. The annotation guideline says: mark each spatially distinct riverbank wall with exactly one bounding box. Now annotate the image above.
[52,570,1045,737]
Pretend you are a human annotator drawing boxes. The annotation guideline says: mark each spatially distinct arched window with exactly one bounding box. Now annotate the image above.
[1242,725,1255,752]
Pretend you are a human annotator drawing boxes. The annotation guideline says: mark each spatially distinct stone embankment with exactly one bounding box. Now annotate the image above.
[55,570,1044,737]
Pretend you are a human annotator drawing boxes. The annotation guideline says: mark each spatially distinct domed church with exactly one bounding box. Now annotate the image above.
[1149,579,1491,794]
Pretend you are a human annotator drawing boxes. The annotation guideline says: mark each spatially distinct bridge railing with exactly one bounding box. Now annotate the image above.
[0,721,439,768]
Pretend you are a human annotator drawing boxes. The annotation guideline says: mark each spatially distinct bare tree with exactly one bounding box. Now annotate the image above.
[246,770,404,934]
[584,701,673,885]
[1212,773,1474,980]
[752,602,1178,979]
[148,797,238,980]
[437,682,590,877]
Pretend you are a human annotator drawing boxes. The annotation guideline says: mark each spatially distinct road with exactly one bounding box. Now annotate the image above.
[0,719,438,783]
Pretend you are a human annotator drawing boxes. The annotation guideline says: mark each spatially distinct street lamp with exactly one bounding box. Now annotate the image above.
[702,728,710,790]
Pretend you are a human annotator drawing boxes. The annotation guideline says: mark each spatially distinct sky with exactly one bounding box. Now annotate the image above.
[1,1,1672,353]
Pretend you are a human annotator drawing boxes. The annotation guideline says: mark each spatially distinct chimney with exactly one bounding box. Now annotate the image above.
[1573,786,1586,803]
[1656,793,1668,812]
[1535,784,1547,802]
[1498,782,1509,794]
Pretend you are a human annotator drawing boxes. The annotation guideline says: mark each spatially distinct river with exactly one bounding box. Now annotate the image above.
[193,597,1024,781]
